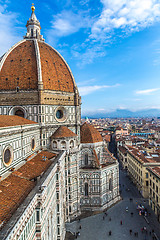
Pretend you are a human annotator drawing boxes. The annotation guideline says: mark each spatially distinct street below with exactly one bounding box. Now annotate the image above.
[66,167,160,240]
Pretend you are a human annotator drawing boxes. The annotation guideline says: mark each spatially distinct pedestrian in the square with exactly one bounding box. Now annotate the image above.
[109,231,112,236]
[79,225,81,230]
[103,216,105,220]
[109,217,111,221]
[131,212,133,217]
[130,229,132,235]
[120,220,122,225]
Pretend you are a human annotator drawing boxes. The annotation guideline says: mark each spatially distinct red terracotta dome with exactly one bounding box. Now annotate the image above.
[80,122,103,143]
[0,39,76,93]
[51,126,77,139]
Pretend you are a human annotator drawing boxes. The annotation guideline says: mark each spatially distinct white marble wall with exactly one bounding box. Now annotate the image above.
[0,124,41,176]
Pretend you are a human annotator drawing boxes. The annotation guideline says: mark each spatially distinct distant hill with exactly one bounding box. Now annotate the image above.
[82,108,160,118]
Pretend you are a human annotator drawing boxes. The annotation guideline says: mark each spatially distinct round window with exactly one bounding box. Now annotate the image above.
[56,110,63,119]
[3,148,12,166]
[31,138,35,150]
[55,107,67,122]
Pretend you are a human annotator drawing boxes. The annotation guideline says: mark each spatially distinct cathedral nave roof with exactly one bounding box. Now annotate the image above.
[0,150,56,229]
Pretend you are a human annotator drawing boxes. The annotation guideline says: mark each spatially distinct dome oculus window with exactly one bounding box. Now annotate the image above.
[3,147,12,166]
[56,109,63,119]
[55,107,67,122]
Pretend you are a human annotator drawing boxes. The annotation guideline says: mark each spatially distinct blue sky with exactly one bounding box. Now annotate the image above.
[1,0,160,116]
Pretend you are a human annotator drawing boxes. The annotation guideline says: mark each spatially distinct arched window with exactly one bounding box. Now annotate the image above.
[109,178,112,191]
[98,152,100,160]
[61,141,66,149]
[16,86,19,93]
[15,109,24,118]
[31,138,35,150]
[85,154,88,165]
[70,140,74,148]
[31,29,33,37]
[53,141,57,148]
[85,183,88,196]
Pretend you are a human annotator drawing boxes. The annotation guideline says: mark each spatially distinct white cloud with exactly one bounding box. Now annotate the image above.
[0,4,21,56]
[47,1,160,65]
[135,88,160,95]
[49,10,91,37]
[125,98,142,101]
[79,83,120,96]
[90,0,160,40]
[79,0,90,5]
[77,78,97,86]
[72,43,107,66]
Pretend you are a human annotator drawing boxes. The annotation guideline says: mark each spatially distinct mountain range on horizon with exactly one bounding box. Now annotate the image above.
[82,108,160,118]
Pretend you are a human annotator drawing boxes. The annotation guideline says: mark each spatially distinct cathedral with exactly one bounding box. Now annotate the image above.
[0,5,120,240]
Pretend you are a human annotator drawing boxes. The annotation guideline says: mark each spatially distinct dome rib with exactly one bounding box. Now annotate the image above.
[80,122,103,143]
[39,41,79,93]
[0,40,26,72]
[34,39,43,90]
[0,39,79,94]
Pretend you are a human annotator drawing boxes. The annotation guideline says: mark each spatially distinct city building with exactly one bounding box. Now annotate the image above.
[115,127,128,136]
[147,167,160,222]
[0,6,120,240]
[127,146,160,198]
[117,146,128,170]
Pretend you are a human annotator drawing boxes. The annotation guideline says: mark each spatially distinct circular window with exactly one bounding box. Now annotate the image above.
[56,110,63,119]
[3,148,12,166]
[55,107,67,122]
[31,138,35,150]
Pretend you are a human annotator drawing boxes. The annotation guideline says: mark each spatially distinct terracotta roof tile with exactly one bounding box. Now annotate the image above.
[80,122,103,143]
[51,126,77,139]
[38,42,75,92]
[0,151,56,228]
[0,40,76,93]
[0,115,36,127]
[148,166,160,177]
[0,174,35,227]
[104,147,117,162]
[93,149,100,167]
[13,151,56,180]
[104,135,111,142]
[119,146,128,154]
[127,146,160,164]
[0,40,38,91]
